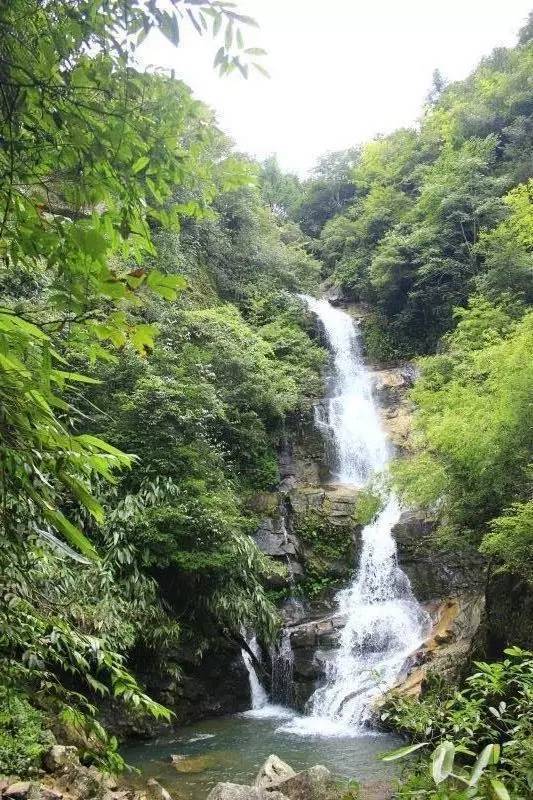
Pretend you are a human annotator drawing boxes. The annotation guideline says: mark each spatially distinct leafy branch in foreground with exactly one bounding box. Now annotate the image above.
[383,741,510,799]
[381,649,533,798]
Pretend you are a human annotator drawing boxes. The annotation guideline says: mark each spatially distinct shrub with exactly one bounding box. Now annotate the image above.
[381,648,533,798]
[0,689,52,776]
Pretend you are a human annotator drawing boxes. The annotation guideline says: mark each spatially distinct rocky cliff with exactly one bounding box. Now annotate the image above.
[249,321,488,709]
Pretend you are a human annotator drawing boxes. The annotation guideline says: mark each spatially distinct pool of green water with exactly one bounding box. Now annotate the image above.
[121,709,403,800]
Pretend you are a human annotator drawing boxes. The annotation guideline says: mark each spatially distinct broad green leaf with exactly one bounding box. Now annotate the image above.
[432,741,455,785]
[381,742,428,762]
[76,433,133,464]
[0,311,49,340]
[55,370,101,384]
[59,472,105,524]
[488,778,510,800]
[131,323,158,354]
[132,156,150,174]
[468,744,498,787]
[252,62,270,78]
[36,527,93,564]
[146,270,187,300]
[0,351,31,378]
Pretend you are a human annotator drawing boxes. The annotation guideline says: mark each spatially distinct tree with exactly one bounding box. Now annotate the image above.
[260,156,302,217]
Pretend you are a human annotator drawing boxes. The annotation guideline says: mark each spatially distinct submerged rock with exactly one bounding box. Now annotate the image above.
[146,779,171,800]
[171,752,237,774]
[255,755,295,789]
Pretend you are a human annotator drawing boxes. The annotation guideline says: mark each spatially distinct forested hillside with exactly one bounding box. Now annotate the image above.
[265,15,532,586]
[0,2,532,798]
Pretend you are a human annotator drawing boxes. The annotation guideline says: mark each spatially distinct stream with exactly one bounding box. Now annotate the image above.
[122,713,402,800]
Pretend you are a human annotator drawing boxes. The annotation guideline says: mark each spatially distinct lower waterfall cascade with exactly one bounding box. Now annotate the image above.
[241,635,268,710]
[242,296,430,736]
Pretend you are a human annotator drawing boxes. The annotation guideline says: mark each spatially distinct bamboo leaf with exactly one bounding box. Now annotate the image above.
[381,742,428,762]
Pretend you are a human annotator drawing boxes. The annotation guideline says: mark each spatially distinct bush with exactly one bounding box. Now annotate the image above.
[381,648,533,798]
[0,689,51,776]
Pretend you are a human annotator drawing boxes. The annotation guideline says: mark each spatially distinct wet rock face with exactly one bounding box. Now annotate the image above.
[392,511,487,602]
[388,593,486,698]
[485,572,533,654]
[251,484,362,592]
[286,616,347,708]
[101,641,250,737]
[371,366,416,456]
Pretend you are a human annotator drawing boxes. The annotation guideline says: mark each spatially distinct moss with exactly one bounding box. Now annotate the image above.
[353,489,381,525]
[295,511,353,562]
[294,511,356,600]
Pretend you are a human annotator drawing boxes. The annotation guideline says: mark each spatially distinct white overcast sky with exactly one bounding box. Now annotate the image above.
[139,1,532,176]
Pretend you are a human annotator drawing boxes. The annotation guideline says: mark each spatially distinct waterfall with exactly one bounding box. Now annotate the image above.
[278,501,296,587]
[306,296,389,485]
[241,635,269,710]
[271,629,295,707]
[290,296,429,733]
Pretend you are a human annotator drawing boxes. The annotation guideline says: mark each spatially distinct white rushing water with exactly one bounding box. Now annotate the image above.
[283,296,429,735]
[241,635,269,710]
[305,296,389,485]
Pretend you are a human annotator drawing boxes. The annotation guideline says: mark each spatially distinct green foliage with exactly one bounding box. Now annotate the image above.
[353,489,382,526]
[260,156,303,218]
[393,300,532,566]
[0,0,323,770]
[388,741,511,800]
[294,512,354,600]
[300,28,533,354]
[481,501,533,582]
[296,513,353,563]
[0,689,51,776]
[294,149,360,237]
[381,649,533,798]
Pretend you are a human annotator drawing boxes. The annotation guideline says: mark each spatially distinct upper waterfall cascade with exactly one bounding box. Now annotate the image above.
[288,296,430,733]
[304,296,389,485]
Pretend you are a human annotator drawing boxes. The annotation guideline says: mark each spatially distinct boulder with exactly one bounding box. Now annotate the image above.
[255,755,296,789]
[264,766,333,800]
[206,785,288,800]
[359,781,394,800]
[54,762,106,800]
[372,367,414,409]
[280,598,308,626]
[43,745,79,772]
[146,779,171,800]
[4,783,31,799]
[41,790,64,800]
[253,528,287,557]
